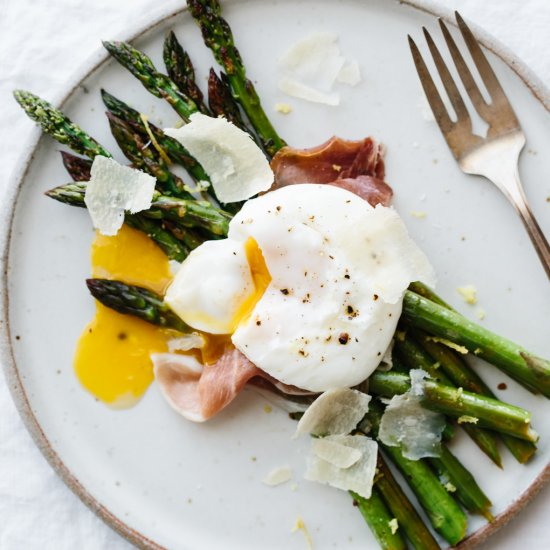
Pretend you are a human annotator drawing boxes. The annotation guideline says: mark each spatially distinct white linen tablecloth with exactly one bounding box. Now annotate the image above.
[0,1,549,548]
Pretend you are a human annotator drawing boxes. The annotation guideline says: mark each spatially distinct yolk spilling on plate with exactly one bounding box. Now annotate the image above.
[74,229,271,407]
[230,237,272,332]
[74,225,173,408]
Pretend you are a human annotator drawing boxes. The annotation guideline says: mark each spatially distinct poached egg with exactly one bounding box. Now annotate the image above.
[165,184,434,392]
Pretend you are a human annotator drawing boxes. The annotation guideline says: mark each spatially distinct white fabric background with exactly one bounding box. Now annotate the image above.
[0,1,549,548]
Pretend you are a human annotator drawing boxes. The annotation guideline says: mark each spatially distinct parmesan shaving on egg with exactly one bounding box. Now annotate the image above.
[294,389,371,438]
[84,156,156,236]
[278,32,361,105]
[263,466,293,486]
[379,369,446,460]
[305,435,377,498]
[164,113,273,203]
[349,205,436,304]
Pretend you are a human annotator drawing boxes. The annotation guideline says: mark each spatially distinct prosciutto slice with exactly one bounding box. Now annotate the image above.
[153,346,316,422]
[153,346,261,422]
[270,136,393,207]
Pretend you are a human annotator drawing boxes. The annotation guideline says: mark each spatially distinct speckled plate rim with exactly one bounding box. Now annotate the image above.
[1,1,549,548]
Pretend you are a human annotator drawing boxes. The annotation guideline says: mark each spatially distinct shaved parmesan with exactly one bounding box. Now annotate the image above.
[167,333,206,353]
[291,516,313,550]
[457,284,477,305]
[275,102,293,114]
[426,336,468,355]
[278,32,361,105]
[336,61,361,86]
[165,113,273,203]
[305,435,377,499]
[84,156,155,236]
[279,77,340,106]
[280,32,344,88]
[388,518,399,535]
[457,415,479,424]
[379,369,445,460]
[263,466,293,486]
[294,389,371,438]
[311,437,362,469]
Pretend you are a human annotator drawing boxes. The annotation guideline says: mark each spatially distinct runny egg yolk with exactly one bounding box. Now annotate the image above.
[230,237,272,332]
[74,225,173,408]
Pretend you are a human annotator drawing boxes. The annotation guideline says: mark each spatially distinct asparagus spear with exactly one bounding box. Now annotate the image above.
[13,90,110,159]
[395,332,503,468]
[351,489,407,550]
[86,279,190,332]
[350,487,410,550]
[45,180,190,261]
[403,290,550,397]
[369,371,538,443]
[46,183,232,237]
[383,445,466,545]
[373,456,440,550]
[408,281,451,308]
[415,328,537,464]
[188,0,286,156]
[208,68,249,131]
[364,400,467,545]
[428,446,493,521]
[163,31,210,114]
[394,335,453,385]
[101,89,210,183]
[61,151,92,181]
[124,216,190,262]
[103,41,199,122]
[106,112,191,199]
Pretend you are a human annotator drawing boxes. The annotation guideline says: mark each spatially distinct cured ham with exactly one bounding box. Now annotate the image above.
[270,136,392,207]
[153,346,261,422]
[153,345,317,422]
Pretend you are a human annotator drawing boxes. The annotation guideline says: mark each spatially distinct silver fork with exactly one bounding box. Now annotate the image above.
[408,11,550,280]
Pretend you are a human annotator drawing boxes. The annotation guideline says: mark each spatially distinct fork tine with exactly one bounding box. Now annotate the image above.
[454,12,508,106]
[422,26,470,126]
[408,35,453,133]
[438,18,490,118]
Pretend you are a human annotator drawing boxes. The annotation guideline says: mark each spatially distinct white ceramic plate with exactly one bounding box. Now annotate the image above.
[2,1,550,548]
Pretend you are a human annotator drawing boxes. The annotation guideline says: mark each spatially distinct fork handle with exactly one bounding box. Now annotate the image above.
[505,179,550,280]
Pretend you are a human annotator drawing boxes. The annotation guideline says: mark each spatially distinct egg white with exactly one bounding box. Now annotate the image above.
[165,184,434,391]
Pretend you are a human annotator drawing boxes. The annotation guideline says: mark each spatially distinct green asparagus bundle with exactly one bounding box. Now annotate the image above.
[101,89,210,184]
[46,183,231,237]
[395,332,503,467]
[402,290,550,397]
[15,5,550,549]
